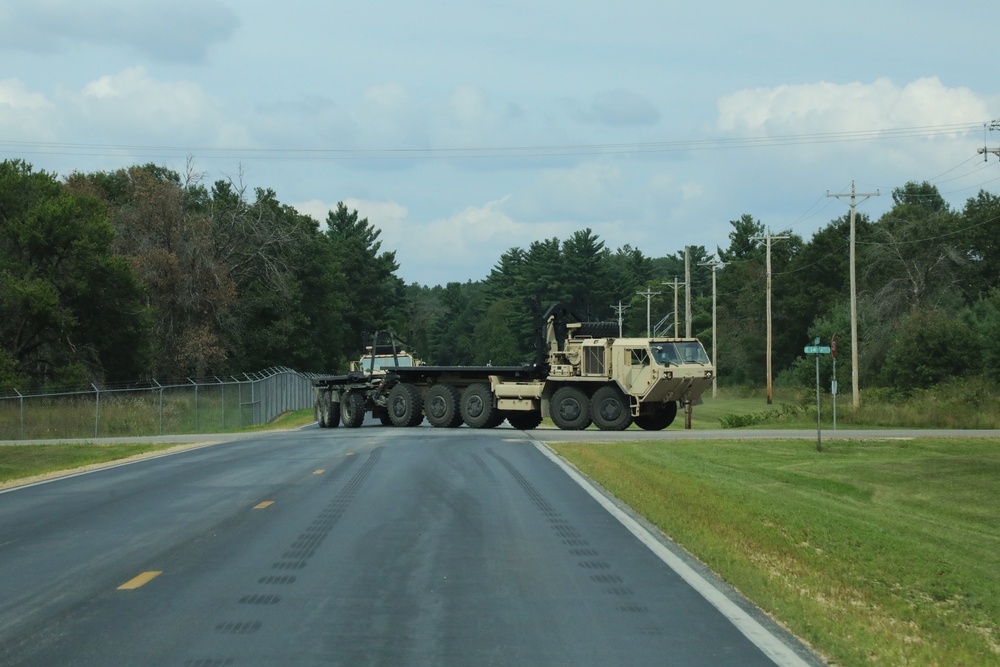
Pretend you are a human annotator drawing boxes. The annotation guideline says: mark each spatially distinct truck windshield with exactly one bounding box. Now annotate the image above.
[366,356,412,370]
[649,342,710,366]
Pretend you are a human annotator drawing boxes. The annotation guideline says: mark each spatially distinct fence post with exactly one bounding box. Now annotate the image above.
[153,380,163,435]
[14,389,24,439]
[189,378,198,433]
[92,383,100,438]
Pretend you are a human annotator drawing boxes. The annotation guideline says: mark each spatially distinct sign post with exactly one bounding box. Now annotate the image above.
[831,335,838,430]
[804,339,831,452]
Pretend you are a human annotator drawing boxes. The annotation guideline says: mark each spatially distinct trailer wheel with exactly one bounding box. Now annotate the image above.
[327,402,341,428]
[374,407,393,426]
[634,401,677,430]
[388,383,424,427]
[591,385,632,431]
[425,384,462,428]
[461,383,498,428]
[551,386,592,430]
[341,391,366,428]
[506,410,542,430]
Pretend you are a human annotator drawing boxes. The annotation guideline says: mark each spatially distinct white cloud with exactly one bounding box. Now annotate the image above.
[70,67,223,138]
[0,78,56,141]
[515,161,626,222]
[0,79,51,111]
[716,77,988,135]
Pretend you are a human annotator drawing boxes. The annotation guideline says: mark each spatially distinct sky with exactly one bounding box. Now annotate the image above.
[2,1,999,287]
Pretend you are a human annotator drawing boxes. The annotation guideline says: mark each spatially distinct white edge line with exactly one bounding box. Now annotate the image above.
[532,439,813,667]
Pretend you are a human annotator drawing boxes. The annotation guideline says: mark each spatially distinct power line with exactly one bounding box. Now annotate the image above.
[0,121,988,162]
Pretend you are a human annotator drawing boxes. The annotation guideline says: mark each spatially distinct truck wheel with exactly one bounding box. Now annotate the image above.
[551,386,592,430]
[591,385,632,431]
[374,407,393,426]
[634,401,678,430]
[388,383,424,427]
[506,410,542,430]
[461,383,497,428]
[341,391,366,428]
[425,384,462,428]
[328,402,341,428]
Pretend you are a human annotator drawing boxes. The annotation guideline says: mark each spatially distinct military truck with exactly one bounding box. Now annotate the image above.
[313,304,714,431]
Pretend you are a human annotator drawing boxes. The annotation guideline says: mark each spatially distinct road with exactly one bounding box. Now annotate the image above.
[0,424,822,666]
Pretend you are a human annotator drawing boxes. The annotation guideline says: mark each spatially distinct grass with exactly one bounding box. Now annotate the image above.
[0,442,182,485]
[550,437,1000,666]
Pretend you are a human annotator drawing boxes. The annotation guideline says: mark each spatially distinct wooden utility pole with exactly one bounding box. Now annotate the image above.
[827,181,879,408]
[751,229,789,404]
[699,256,724,398]
[684,247,692,338]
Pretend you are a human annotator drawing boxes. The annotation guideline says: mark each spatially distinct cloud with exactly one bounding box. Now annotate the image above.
[716,77,988,135]
[0,79,56,141]
[588,89,661,127]
[69,67,224,139]
[0,0,239,63]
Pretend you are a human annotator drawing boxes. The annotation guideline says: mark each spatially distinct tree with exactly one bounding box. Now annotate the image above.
[69,165,235,377]
[325,203,404,360]
[0,160,148,386]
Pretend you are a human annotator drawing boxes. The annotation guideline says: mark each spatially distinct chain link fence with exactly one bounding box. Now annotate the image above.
[0,367,317,441]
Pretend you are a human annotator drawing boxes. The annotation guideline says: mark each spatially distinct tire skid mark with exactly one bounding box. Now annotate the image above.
[203,448,382,663]
[470,452,499,485]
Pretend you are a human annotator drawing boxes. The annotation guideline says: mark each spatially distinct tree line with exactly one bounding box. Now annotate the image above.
[2,157,999,395]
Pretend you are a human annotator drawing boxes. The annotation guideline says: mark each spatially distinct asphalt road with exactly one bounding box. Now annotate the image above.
[0,423,823,666]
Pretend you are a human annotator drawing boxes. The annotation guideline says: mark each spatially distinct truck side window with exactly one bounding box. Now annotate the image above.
[630,348,650,367]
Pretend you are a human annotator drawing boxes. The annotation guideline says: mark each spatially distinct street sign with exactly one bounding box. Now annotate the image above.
[804,345,831,354]
[831,335,837,359]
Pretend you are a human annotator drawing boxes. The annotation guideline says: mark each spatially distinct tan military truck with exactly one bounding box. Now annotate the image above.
[314,304,714,431]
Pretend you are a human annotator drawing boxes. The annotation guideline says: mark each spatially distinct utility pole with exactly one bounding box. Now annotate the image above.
[978,119,1000,161]
[661,278,680,337]
[699,256,724,398]
[636,287,661,338]
[685,247,692,338]
[611,301,630,337]
[751,228,789,405]
[827,180,879,408]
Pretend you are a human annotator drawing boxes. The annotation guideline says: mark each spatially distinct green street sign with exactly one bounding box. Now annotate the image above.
[804,345,831,354]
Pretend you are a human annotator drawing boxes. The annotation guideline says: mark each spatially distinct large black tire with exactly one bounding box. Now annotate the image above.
[461,383,498,428]
[506,410,542,430]
[425,384,463,428]
[374,408,393,426]
[388,383,424,427]
[591,385,632,431]
[634,401,678,430]
[327,402,341,428]
[341,391,366,428]
[550,386,592,430]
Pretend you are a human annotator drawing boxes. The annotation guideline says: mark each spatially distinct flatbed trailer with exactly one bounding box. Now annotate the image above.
[314,305,714,432]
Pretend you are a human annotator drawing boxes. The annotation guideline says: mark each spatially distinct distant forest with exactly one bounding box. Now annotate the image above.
[2,158,1000,395]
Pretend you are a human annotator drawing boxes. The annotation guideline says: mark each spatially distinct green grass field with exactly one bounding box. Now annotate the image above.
[550,437,1000,666]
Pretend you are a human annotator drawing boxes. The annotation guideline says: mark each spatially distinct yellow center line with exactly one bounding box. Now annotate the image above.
[118,571,162,590]
[313,469,325,474]
[254,501,274,509]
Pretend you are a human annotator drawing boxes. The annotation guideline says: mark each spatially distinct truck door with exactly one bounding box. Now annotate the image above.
[624,347,654,397]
